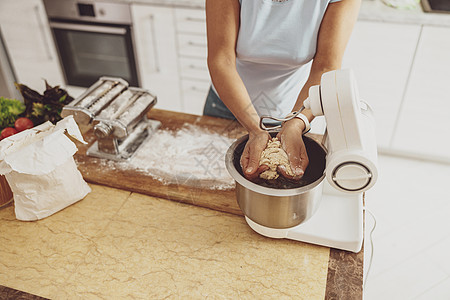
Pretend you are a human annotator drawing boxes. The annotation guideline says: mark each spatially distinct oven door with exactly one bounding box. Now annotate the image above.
[50,21,139,87]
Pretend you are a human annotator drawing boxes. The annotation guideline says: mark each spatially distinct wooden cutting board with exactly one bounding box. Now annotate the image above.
[0,175,13,207]
[74,109,325,216]
[74,109,249,216]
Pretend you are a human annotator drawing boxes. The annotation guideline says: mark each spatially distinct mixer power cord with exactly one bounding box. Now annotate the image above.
[363,208,377,290]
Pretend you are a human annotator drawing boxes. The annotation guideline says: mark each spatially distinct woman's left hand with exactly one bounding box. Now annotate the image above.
[276,118,309,180]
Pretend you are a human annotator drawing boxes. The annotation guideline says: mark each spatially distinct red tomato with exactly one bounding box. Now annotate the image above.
[14,117,34,132]
[1,127,18,139]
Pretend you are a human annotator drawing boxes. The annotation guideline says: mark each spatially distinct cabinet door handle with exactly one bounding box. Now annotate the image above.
[188,41,207,48]
[149,14,160,73]
[185,17,206,23]
[190,86,208,93]
[34,5,52,61]
[188,64,207,71]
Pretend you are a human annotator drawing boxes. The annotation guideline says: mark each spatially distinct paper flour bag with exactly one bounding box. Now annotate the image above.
[0,116,91,221]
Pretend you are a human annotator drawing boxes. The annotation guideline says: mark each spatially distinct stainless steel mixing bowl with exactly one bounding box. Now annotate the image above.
[225,133,327,229]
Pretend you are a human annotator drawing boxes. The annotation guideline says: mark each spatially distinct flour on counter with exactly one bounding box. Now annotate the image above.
[119,124,236,190]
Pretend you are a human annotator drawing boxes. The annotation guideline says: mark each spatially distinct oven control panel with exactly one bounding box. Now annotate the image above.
[43,0,132,25]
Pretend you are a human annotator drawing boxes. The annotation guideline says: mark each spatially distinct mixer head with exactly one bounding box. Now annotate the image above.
[304,69,378,193]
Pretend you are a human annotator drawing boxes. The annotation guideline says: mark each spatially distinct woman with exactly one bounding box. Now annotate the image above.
[204,0,360,180]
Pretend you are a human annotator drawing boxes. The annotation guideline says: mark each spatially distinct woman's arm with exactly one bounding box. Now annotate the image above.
[291,0,361,120]
[279,0,361,177]
[206,0,269,178]
[206,0,261,134]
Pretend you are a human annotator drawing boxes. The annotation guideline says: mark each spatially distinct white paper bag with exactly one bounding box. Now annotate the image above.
[0,116,91,221]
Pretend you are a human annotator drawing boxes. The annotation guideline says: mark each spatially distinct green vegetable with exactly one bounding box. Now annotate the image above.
[32,102,45,118]
[0,97,25,130]
[15,80,74,126]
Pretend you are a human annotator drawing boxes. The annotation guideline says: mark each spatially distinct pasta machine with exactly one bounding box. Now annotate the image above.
[61,77,161,160]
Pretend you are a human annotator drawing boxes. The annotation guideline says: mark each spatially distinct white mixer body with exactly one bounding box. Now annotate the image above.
[304,69,378,193]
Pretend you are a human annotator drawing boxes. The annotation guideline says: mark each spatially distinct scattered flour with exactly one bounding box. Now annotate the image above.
[118,124,235,190]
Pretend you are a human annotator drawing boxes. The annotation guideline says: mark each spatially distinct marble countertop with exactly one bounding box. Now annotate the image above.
[0,184,363,299]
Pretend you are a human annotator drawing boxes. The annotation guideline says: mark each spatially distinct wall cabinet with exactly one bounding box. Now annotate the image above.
[0,0,63,92]
[131,4,182,112]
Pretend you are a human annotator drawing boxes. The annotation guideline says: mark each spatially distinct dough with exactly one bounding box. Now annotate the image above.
[259,137,294,180]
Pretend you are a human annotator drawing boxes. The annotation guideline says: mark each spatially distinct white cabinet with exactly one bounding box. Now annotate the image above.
[174,8,207,36]
[180,79,210,115]
[391,25,450,160]
[174,7,210,116]
[342,20,421,148]
[131,4,182,112]
[0,0,63,92]
[131,5,210,115]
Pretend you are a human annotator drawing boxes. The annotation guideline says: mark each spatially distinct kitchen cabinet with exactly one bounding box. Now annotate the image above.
[342,20,421,148]
[0,0,64,92]
[390,25,450,161]
[174,8,207,36]
[180,78,209,115]
[132,5,210,115]
[131,4,182,112]
[174,8,210,115]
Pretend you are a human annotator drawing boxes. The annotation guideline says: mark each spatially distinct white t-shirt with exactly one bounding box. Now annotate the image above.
[214,0,341,119]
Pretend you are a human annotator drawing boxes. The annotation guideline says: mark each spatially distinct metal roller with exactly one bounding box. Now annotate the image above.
[61,77,161,160]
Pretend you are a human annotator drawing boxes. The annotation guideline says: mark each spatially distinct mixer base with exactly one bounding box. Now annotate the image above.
[245,184,364,253]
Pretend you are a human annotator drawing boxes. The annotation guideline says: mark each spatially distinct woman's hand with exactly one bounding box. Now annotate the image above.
[240,130,270,180]
[277,118,309,180]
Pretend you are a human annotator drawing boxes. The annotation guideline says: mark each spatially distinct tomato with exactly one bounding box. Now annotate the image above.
[14,117,34,132]
[1,127,18,139]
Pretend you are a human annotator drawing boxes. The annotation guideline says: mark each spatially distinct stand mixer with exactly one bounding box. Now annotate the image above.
[226,69,378,253]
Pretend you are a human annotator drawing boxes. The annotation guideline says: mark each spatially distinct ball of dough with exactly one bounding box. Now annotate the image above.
[259,137,294,180]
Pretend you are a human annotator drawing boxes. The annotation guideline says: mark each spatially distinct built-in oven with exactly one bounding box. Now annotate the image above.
[43,0,140,88]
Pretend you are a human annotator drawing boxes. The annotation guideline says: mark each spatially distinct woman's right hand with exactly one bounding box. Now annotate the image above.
[240,130,270,180]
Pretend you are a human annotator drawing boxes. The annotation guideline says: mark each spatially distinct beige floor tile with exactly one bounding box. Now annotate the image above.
[0,184,131,299]
[56,192,330,300]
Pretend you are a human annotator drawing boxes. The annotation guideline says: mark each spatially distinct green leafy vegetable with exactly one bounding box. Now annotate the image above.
[0,97,26,130]
[32,102,45,118]
[15,80,73,126]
